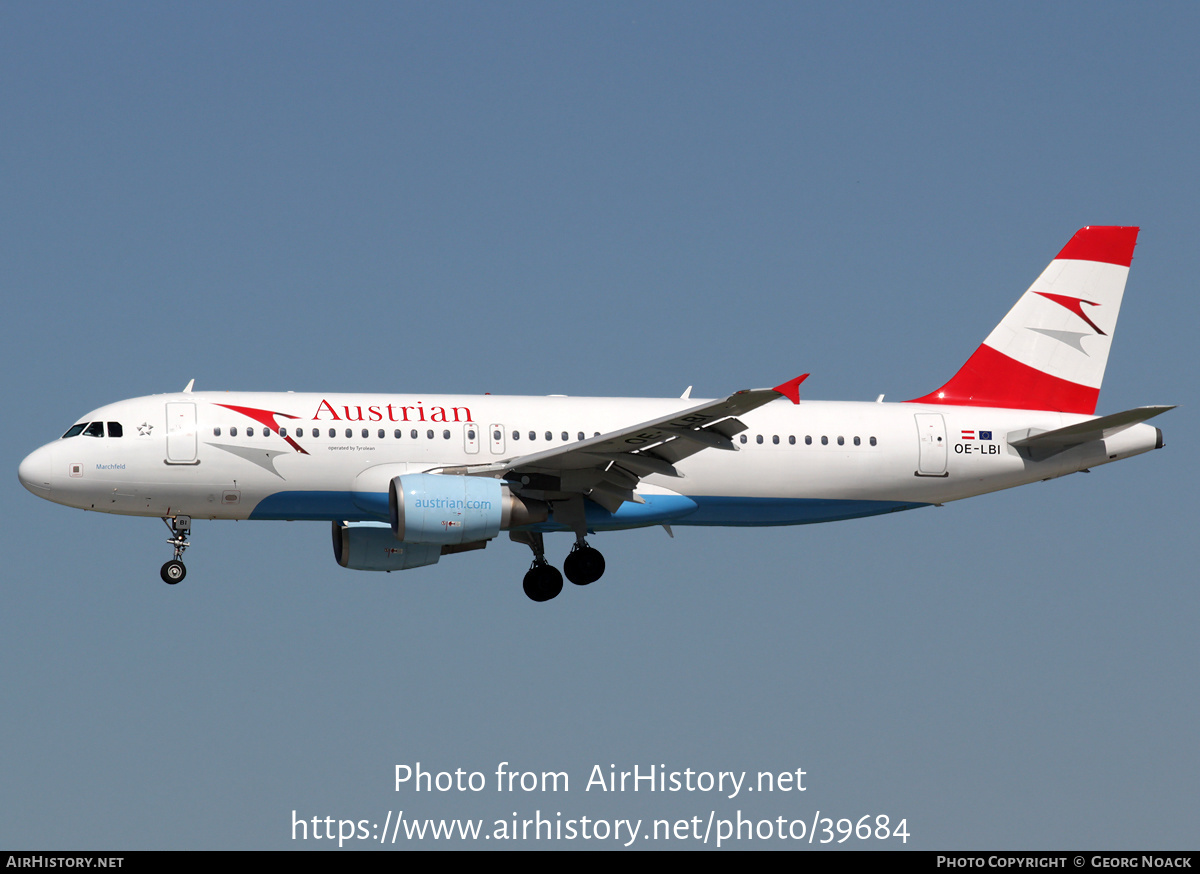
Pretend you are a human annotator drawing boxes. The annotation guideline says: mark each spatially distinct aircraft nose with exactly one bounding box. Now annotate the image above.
[18,445,54,495]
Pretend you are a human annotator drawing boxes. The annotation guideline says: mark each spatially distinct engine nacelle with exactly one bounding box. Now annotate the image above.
[389,473,547,545]
[331,521,442,571]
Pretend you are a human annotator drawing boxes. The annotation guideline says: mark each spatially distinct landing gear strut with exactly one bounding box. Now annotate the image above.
[160,515,191,584]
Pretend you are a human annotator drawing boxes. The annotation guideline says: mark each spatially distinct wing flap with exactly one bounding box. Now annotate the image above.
[581,451,681,478]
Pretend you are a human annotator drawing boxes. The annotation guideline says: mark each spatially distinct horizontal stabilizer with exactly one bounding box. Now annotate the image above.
[1010,405,1174,450]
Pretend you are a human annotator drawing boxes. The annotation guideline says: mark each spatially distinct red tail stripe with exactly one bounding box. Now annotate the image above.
[1054,226,1138,267]
[906,344,1099,414]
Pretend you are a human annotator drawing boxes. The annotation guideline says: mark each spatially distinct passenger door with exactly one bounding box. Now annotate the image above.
[165,403,198,464]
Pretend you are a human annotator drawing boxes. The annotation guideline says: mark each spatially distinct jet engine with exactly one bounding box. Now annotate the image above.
[331,521,442,571]
[389,473,547,545]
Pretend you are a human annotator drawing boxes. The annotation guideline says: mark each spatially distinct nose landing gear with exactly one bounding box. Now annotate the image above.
[160,515,191,585]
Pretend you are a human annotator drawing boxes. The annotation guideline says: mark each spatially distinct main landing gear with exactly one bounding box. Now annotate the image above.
[160,515,191,584]
[564,541,605,586]
[512,531,606,602]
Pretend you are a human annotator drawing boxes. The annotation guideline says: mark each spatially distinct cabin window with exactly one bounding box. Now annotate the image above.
[789,435,796,445]
[345,428,352,438]
[512,430,520,441]
[246,426,256,437]
[853,436,860,446]
[772,435,779,445]
[494,430,502,441]
[395,429,402,439]
[411,429,418,439]
[426,430,434,440]
[837,436,844,446]
[739,435,747,444]
[577,431,585,441]
[756,434,763,444]
[328,428,336,438]
[821,436,828,445]
[213,427,221,437]
[561,431,568,441]
[467,429,476,440]
[361,428,368,438]
[870,436,877,446]
[805,435,812,445]
[443,429,451,440]
[528,431,536,441]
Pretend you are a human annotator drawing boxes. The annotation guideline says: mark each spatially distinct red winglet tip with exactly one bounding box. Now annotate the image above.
[773,373,809,404]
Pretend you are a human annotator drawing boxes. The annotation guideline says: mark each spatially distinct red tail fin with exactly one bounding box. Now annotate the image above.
[907,227,1138,414]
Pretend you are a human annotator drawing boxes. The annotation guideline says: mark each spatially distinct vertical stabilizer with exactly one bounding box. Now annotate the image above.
[908,226,1138,414]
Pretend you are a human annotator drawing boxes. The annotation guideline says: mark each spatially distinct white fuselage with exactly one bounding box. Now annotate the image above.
[18,390,1162,531]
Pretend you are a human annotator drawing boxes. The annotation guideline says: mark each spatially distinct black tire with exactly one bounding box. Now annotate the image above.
[161,560,186,585]
[522,564,563,602]
[564,545,605,586]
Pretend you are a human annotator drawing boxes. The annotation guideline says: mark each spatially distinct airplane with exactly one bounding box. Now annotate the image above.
[18,226,1172,601]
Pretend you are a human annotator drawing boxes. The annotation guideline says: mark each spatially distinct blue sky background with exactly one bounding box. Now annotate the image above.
[2,1,1196,849]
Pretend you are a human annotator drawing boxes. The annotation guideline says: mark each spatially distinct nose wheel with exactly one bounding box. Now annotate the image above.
[161,559,186,584]
[160,516,191,585]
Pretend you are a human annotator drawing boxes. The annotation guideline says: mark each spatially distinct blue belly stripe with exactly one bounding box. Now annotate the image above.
[249,490,928,527]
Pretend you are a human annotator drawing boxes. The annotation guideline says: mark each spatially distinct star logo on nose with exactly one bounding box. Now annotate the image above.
[137,422,153,436]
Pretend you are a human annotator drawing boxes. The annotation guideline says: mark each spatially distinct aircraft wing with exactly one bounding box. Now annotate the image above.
[436,375,808,512]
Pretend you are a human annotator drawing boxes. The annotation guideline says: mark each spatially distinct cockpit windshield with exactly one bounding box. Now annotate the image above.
[62,422,124,439]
